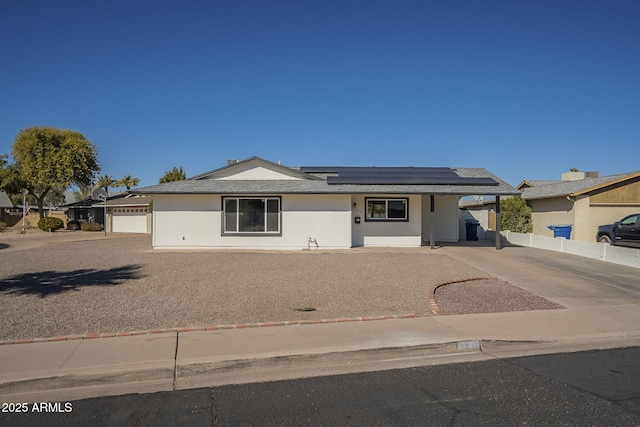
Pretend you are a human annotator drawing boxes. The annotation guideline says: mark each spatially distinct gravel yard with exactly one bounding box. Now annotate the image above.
[0,231,562,340]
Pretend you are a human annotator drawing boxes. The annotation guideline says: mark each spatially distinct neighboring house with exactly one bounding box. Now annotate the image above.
[65,193,152,233]
[519,170,640,242]
[134,157,519,249]
[97,194,152,233]
[64,196,105,224]
[1,192,66,229]
[0,191,13,224]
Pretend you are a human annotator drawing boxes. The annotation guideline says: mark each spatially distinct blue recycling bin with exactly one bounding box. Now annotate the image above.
[548,224,572,239]
[465,219,480,241]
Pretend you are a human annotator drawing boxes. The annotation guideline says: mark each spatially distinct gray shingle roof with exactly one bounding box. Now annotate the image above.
[519,180,560,188]
[521,173,632,200]
[134,167,520,196]
[0,191,12,208]
[91,195,152,208]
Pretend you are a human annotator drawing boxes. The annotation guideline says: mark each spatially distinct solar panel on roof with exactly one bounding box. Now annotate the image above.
[300,166,498,186]
[299,166,344,173]
[300,166,454,174]
[327,175,498,185]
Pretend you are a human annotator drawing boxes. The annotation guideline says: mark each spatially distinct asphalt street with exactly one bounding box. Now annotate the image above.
[3,346,639,426]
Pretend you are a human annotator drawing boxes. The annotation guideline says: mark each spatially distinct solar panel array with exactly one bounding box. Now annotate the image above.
[299,167,499,186]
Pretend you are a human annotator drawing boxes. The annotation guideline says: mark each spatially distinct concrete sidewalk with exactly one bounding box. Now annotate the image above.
[2,244,640,403]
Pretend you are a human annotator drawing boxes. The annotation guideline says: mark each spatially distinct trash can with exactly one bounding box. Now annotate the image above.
[548,224,572,239]
[465,219,480,241]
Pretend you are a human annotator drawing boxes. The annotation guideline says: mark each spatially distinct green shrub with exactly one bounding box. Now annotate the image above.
[38,217,64,232]
[81,222,104,231]
[0,221,6,231]
[500,197,533,233]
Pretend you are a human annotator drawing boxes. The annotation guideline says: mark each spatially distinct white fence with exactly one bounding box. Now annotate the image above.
[486,230,640,269]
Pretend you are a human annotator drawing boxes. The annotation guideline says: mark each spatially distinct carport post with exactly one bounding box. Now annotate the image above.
[103,197,107,236]
[430,195,435,249]
[495,196,501,250]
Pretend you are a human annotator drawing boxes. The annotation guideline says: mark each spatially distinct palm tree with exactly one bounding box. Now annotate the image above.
[73,183,94,202]
[117,175,140,192]
[96,175,117,196]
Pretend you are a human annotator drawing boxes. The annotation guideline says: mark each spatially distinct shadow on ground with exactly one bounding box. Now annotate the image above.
[0,265,144,297]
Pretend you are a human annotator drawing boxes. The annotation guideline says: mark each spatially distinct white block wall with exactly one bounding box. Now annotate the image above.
[496,230,640,269]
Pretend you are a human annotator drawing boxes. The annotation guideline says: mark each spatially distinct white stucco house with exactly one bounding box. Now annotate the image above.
[134,157,519,250]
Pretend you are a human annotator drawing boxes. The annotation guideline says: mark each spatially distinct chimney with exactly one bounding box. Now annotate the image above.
[561,171,599,181]
[226,159,240,166]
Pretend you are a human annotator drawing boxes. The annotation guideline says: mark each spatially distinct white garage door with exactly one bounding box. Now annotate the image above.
[112,209,148,233]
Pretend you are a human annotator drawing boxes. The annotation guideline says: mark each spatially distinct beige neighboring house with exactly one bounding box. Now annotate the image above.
[0,191,67,229]
[93,194,152,233]
[519,170,640,242]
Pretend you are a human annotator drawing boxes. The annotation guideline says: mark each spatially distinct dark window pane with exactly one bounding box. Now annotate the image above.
[266,199,279,232]
[239,199,265,232]
[224,199,237,232]
[388,200,406,219]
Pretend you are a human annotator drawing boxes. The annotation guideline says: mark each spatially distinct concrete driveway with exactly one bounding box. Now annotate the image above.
[440,243,640,309]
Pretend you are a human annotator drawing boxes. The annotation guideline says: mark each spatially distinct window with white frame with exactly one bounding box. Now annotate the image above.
[223,197,281,234]
[365,198,408,221]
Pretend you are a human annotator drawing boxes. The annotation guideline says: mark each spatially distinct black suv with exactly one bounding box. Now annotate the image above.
[597,213,640,247]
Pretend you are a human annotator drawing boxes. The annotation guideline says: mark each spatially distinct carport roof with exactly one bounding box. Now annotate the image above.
[91,195,152,208]
[135,157,520,196]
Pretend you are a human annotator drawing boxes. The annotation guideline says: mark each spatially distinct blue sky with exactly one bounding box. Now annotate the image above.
[1,0,638,188]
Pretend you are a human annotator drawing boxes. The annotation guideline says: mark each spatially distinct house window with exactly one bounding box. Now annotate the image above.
[223,197,281,234]
[365,198,408,221]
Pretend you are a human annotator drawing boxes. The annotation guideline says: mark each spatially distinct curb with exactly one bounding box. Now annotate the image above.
[0,339,485,398]
[429,277,497,314]
[0,313,421,346]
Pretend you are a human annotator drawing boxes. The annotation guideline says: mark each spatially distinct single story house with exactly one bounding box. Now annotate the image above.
[64,196,105,224]
[65,193,152,233]
[134,157,519,250]
[519,170,640,242]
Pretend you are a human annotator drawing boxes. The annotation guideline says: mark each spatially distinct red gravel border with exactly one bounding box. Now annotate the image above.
[429,277,496,314]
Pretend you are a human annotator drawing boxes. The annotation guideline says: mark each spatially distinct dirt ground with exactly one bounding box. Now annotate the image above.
[0,231,562,340]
